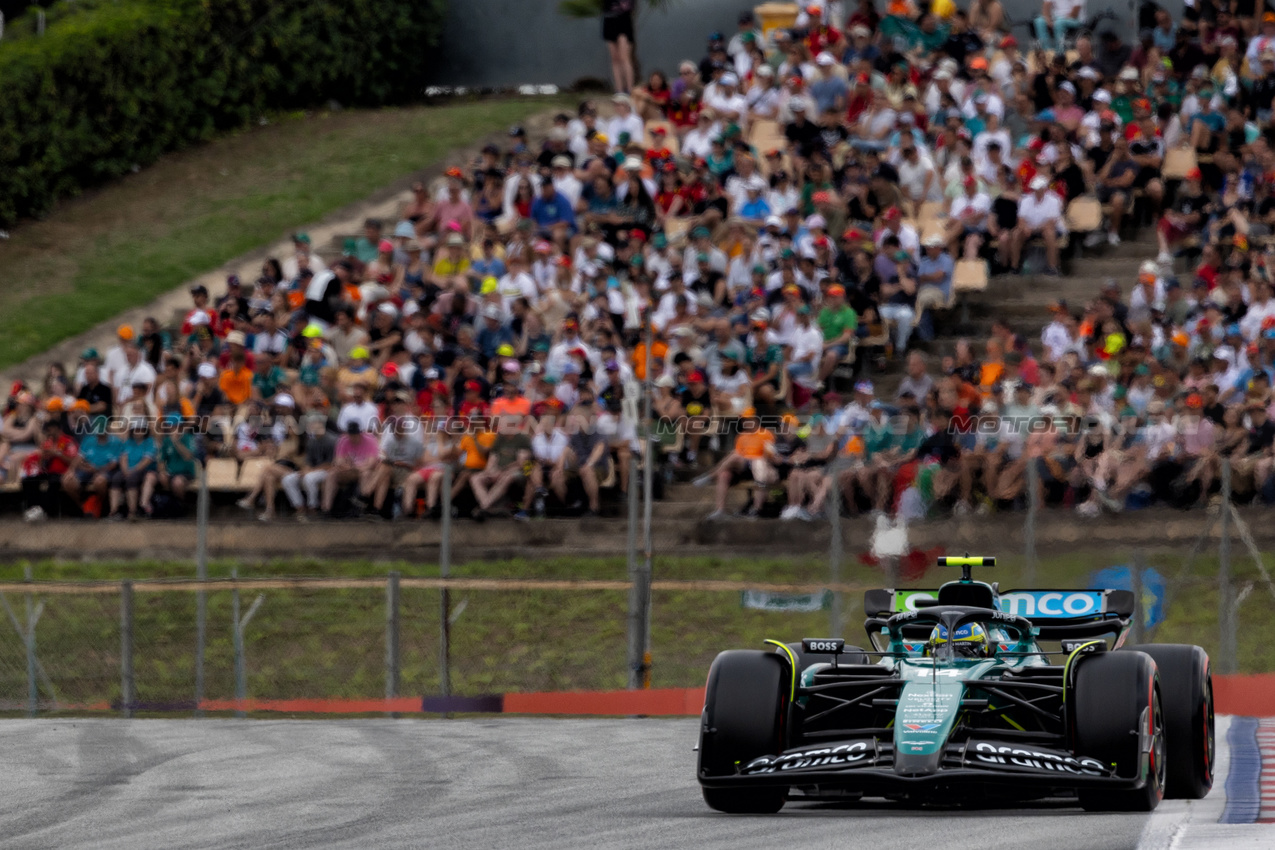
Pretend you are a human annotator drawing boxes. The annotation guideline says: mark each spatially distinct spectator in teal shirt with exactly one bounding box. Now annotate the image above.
[64,431,121,512]
[252,352,287,401]
[352,218,384,264]
[865,405,925,514]
[111,422,157,520]
[158,420,198,505]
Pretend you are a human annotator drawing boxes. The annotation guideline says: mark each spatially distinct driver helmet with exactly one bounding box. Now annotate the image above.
[925,622,989,658]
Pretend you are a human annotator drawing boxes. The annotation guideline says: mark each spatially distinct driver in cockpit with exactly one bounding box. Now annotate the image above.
[924,622,991,658]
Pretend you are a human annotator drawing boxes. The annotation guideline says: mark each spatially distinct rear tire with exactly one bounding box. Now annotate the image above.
[699,650,788,814]
[1131,644,1214,799]
[1074,650,1165,812]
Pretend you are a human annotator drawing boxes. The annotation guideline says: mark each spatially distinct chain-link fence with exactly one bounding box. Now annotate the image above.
[5,435,1275,716]
[0,574,870,715]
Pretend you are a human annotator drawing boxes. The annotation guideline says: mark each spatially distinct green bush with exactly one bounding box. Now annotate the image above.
[0,0,447,226]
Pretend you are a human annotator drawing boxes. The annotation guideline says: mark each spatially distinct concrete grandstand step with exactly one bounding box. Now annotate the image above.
[653,499,715,519]
[662,483,717,499]
[1057,258,1157,277]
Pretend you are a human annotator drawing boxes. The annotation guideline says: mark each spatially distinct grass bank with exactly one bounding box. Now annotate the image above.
[0,551,1265,713]
[0,97,565,369]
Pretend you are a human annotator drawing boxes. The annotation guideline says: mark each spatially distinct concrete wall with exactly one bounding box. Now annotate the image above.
[0,507,1266,562]
[426,0,769,89]
[425,0,1151,90]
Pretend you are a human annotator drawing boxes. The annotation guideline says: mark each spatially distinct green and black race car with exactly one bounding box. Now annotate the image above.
[698,557,1214,813]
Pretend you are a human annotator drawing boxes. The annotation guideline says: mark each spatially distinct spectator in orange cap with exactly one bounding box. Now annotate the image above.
[218,331,254,407]
[103,325,135,389]
[818,284,858,383]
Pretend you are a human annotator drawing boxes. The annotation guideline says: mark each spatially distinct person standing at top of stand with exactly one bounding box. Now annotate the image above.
[603,0,636,94]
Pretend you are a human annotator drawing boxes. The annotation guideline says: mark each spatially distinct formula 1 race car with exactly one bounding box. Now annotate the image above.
[697,556,1214,813]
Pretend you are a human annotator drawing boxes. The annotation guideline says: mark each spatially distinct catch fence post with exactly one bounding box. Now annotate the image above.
[439,464,452,704]
[121,580,134,718]
[828,459,844,638]
[625,453,642,689]
[195,461,209,716]
[231,567,265,719]
[386,571,400,716]
[232,568,243,717]
[1219,460,1237,674]
[24,565,37,717]
[638,315,655,688]
[1024,459,1038,585]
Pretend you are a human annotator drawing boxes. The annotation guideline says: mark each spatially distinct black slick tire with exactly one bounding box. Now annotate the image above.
[1073,650,1166,812]
[1128,644,1214,799]
[699,650,788,814]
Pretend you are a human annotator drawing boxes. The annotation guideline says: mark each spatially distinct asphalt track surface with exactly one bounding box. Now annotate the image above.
[0,717,1254,850]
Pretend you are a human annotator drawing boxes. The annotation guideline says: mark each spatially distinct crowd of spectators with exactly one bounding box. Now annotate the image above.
[9,0,1275,523]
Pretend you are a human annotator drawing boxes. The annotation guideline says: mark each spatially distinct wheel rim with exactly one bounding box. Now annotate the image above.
[1150,691,1166,796]
[1202,677,1215,784]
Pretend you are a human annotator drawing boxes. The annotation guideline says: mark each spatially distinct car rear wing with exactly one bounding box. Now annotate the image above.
[864,588,1134,636]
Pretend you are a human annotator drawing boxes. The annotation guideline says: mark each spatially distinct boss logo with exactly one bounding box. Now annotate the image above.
[802,638,845,654]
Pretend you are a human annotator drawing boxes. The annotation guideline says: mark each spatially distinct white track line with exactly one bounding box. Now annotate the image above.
[1140,716,1275,849]
[1139,716,1230,850]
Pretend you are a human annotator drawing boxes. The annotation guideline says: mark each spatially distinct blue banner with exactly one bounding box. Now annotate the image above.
[1089,567,1166,629]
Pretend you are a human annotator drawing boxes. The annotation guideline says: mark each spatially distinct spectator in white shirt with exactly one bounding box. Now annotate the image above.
[876,207,920,259]
[1041,301,1075,362]
[767,170,800,215]
[1127,262,1167,327]
[281,234,327,281]
[102,325,136,390]
[946,175,992,259]
[785,306,824,389]
[1246,14,1275,66]
[550,156,582,207]
[1241,279,1275,341]
[972,114,1012,169]
[113,344,157,406]
[747,65,783,121]
[606,94,645,152]
[924,70,965,116]
[724,155,764,210]
[705,73,748,124]
[895,138,942,212]
[1011,176,1065,274]
[682,111,720,160]
[337,384,381,434]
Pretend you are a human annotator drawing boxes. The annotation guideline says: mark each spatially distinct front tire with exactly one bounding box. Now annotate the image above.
[1074,650,1166,812]
[1131,644,1214,799]
[699,650,789,813]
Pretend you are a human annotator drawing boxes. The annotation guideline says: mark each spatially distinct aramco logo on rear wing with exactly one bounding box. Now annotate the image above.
[894,591,1105,618]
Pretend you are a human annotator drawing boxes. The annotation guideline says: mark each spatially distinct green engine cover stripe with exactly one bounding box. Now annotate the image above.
[764,639,799,702]
[1062,640,1105,703]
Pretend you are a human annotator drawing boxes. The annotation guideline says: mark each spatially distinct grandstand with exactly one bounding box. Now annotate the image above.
[4,0,1273,528]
